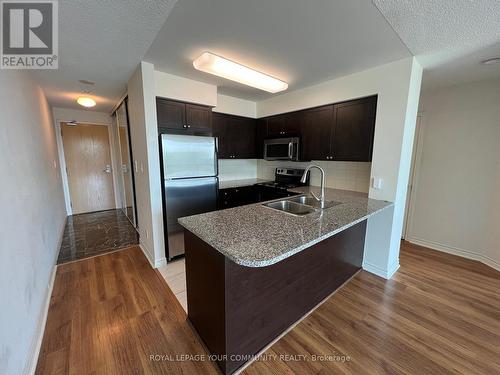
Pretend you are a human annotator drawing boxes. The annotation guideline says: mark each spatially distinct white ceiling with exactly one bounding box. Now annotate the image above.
[32,0,500,111]
[372,0,500,89]
[32,0,177,112]
[144,0,411,101]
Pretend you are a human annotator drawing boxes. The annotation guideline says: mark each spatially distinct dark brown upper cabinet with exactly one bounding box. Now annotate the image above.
[213,113,256,159]
[185,104,212,130]
[255,118,268,158]
[156,99,185,130]
[299,96,377,162]
[156,98,212,134]
[266,114,300,137]
[300,105,334,161]
[331,96,377,161]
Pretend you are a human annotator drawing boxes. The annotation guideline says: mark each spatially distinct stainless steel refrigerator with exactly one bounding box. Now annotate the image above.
[160,134,218,261]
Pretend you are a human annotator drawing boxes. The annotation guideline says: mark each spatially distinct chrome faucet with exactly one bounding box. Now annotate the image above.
[301,165,326,209]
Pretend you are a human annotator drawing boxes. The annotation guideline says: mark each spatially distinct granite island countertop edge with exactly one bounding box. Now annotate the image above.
[178,188,393,268]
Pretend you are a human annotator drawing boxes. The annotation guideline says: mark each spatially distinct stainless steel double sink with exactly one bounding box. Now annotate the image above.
[263,195,341,216]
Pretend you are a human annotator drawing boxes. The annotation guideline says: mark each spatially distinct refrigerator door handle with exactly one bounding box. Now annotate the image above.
[214,137,219,176]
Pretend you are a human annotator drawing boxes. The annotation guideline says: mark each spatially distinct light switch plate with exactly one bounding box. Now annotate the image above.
[371,177,383,189]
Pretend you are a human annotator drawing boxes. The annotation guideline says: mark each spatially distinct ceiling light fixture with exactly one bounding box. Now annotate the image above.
[193,52,288,93]
[481,57,500,65]
[77,97,96,108]
[78,79,95,85]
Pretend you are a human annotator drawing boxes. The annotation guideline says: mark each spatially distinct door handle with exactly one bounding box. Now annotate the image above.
[103,165,112,173]
[288,142,293,159]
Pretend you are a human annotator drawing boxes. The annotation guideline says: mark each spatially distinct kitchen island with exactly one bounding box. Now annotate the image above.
[178,187,392,374]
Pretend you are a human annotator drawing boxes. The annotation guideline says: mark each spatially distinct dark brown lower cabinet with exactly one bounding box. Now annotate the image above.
[218,186,256,209]
[185,220,366,374]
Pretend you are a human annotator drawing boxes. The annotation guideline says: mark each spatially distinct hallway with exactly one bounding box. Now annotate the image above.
[57,209,139,264]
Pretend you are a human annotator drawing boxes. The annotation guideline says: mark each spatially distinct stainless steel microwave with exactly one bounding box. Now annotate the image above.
[263,137,300,161]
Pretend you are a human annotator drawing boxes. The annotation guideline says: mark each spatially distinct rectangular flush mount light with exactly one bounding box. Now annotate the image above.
[193,52,288,93]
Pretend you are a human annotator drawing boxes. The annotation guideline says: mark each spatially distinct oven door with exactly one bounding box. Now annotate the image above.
[264,138,299,161]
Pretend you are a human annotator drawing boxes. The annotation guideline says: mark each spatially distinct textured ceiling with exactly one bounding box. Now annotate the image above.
[144,0,411,101]
[33,0,177,112]
[372,0,500,89]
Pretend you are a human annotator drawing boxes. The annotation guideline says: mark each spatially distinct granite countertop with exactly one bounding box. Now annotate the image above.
[179,187,393,268]
[218,178,271,189]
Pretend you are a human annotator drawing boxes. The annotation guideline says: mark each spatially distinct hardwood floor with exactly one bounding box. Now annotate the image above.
[36,242,500,375]
[244,242,500,375]
[35,246,219,375]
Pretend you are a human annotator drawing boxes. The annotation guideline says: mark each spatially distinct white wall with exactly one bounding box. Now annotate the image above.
[128,62,166,268]
[407,79,500,271]
[0,71,66,375]
[257,57,423,278]
[213,94,257,118]
[154,70,217,106]
[52,107,114,125]
[52,107,120,214]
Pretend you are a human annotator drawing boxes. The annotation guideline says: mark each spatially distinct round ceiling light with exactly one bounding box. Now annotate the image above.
[77,97,96,107]
[481,57,500,65]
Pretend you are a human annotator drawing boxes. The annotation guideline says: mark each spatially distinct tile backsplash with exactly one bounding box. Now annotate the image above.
[257,160,371,193]
[218,159,371,193]
[218,159,258,181]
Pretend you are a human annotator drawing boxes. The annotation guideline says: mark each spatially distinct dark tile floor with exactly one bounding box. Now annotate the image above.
[57,209,139,264]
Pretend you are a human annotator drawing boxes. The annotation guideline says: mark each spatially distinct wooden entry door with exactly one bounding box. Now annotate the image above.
[61,122,115,214]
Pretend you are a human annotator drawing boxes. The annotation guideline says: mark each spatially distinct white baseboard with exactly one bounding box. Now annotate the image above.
[26,216,67,374]
[406,237,500,272]
[139,242,155,268]
[155,257,167,268]
[139,241,167,269]
[25,264,57,375]
[362,260,400,279]
[26,215,68,374]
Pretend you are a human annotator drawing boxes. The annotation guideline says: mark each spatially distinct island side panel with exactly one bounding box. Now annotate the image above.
[224,220,367,374]
[184,230,226,370]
